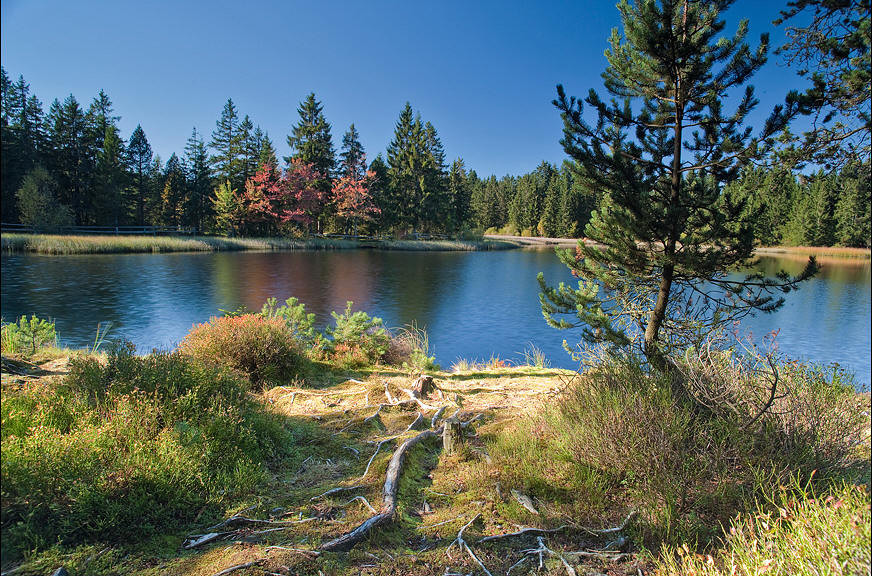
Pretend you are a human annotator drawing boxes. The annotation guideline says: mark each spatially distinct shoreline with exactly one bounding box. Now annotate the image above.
[0,233,521,255]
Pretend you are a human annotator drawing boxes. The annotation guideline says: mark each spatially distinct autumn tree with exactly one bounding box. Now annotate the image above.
[539,0,817,366]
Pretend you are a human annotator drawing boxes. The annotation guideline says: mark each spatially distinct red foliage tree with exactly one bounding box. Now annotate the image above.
[332,170,380,236]
[242,158,326,235]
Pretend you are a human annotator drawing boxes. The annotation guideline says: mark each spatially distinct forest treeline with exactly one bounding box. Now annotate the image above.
[1,66,870,246]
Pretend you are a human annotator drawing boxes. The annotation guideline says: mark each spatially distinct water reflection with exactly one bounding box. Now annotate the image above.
[1,249,870,388]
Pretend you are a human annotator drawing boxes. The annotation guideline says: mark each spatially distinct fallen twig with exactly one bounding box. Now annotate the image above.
[580,510,636,536]
[210,560,264,576]
[341,495,378,514]
[477,525,570,544]
[310,485,362,501]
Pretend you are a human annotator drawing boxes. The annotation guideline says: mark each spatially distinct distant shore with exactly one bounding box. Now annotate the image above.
[486,234,872,260]
[0,233,519,255]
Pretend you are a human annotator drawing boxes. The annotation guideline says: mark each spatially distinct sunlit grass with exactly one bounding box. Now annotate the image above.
[1,233,518,254]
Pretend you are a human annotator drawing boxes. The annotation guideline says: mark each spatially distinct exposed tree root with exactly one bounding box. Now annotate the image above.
[507,536,576,576]
[209,560,264,576]
[310,485,362,501]
[477,525,571,543]
[446,514,493,576]
[320,427,441,551]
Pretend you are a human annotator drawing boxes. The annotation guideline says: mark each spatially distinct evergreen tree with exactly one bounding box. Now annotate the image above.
[146,155,163,224]
[126,125,153,225]
[803,172,839,246]
[239,115,258,186]
[183,128,212,231]
[160,153,185,226]
[835,161,872,247]
[540,171,564,237]
[368,154,390,233]
[385,103,421,231]
[540,0,815,365]
[422,121,449,230]
[212,180,240,236]
[447,158,472,234]
[1,71,45,222]
[339,124,367,179]
[258,132,279,170]
[45,95,95,224]
[286,93,334,179]
[93,124,127,226]
[210,98,244,190]
[15,167,73,231]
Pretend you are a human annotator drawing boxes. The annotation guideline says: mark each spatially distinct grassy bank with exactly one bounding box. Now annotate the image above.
[756,244,872,260]
[0,233,519,255]
[1,307,869,575]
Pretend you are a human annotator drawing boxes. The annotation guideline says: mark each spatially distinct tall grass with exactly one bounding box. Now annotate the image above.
[1,233,518,255]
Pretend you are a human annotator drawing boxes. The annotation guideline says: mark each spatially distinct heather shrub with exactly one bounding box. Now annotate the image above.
[383,322,438,372]
[178,313,304,385]
[326,301,390,368]
[1,345,292,559]
[546,350,868,545]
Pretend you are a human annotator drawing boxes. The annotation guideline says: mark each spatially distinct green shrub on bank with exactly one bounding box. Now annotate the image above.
[0,345,292,559]
[485,350,869,548]
[326,302,390,368]
[178,313,305,385]
[384,322,439,372]
[1,315,58,356]
[656,481,871,576]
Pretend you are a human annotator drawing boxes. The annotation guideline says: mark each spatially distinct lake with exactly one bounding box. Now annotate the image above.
[1,248,870,388]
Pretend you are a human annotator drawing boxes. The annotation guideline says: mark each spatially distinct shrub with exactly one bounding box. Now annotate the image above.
[548,350,869,546]
[178,313,304,385]
[326,302,390,368]
[15,167,74,232]
[1,345,291,559]
[1,315,58,355]
[384,322,439,372]
[259,296,324,352]
[656,481,872,576]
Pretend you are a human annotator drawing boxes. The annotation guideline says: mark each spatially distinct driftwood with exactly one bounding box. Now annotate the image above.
[320,428,440,551]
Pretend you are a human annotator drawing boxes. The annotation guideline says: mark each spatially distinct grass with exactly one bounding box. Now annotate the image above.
[756,244,871,259]
[1,233,519,255]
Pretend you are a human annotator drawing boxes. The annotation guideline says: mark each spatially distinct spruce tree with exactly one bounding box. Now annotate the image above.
[183,128,212,231]
[94,124,127,226]
[339,124,367,179]
[126,125,153,225]
[385,103,422,232]
[835,161,872,247]
[210,98,244,191]
[45,95,94,224]
[286,93,335,178]
[160,153,185,226]
[258,132,279,170]
[447,158,472,234]
[539,0,816,365]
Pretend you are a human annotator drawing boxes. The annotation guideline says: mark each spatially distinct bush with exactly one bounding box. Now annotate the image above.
[1,315,58,356]
[326,302,390,368]
[178,314,304,385]
[546,350,869,546]
[0,345,292,559]
[384,322,439,372]
[656,481,872,576]
[15,167,74,232]
[259,296,324,352]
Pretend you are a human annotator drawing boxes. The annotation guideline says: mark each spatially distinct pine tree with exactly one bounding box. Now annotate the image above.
[368,154,390,233]
[540,0,815,365]
[239,115,259,187]
[422,121,449,231]
[447,158,472,234]
[210,99,244,191]
[385,103,421,232]
[540,171,564,237]
[1,71,45,222]
[160,153,185,226]
[258,132,279,170]
[94,124,127,226]
[126,125,153,225]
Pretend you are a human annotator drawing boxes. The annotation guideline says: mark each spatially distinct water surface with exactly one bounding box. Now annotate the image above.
[1,249,869,388]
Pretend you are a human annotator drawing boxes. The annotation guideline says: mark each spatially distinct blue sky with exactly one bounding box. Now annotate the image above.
[1,0,808,177]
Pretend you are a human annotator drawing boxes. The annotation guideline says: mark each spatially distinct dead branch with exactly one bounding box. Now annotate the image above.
[210,560,264,576]
[183,532,229,549]
[320,428,440,552]
[265,545,321,557]
[341,495,378,514]
[580,510,636,536]
[401,388,443,410]
[310,485,362,501]
[206,515,319,531]
[507,536,576,576]
[477,525,570,543]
